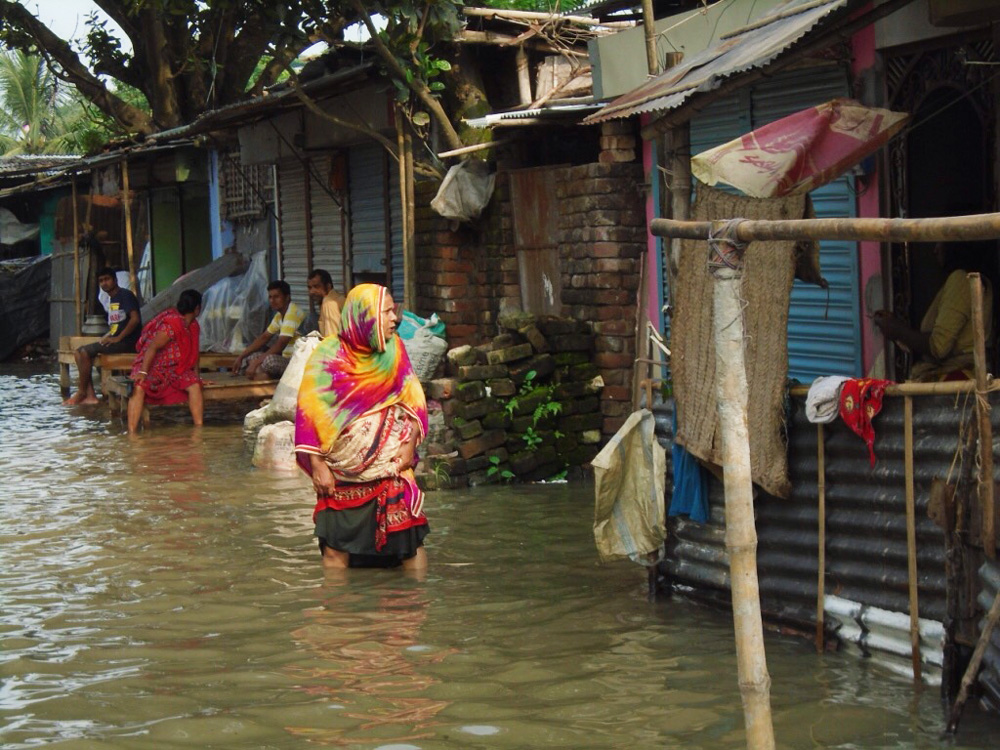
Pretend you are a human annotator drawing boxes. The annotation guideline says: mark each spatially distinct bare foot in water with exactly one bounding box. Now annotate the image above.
[64,392,99,405]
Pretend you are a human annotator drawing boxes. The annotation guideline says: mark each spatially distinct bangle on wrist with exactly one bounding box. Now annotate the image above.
[138,371,147,375]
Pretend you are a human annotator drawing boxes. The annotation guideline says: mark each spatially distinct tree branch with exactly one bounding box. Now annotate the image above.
[0,0,153,133]
[346,0,465,151]
[91,0,141,43]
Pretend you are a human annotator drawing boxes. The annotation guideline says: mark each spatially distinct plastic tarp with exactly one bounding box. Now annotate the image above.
[199,252,269,353]
[430,159,496,223]
[0,256,50,360]
[692,98,909,198]
[0,207,39,246]
[592,409,666,565]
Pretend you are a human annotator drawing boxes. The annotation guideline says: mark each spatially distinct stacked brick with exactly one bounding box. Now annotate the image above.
[415,312,604,491]
[557,161,645,437]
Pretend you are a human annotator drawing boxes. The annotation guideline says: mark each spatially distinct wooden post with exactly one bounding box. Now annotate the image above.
[397,108,417,311]
[969,273,995,559]
[515,46,531,105]
[712,250,776,750]
[71,178,81,335]
[947,586,1000,733]
[121,161,137,295]
[816,423,826,653]
[904,395,922,682]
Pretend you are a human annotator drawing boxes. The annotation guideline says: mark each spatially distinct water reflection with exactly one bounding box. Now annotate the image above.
[286,579,451,746]
[1,365,999,749]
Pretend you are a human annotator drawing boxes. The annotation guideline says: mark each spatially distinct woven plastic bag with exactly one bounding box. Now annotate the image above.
[398,312,447,382]
[592,409,666,564]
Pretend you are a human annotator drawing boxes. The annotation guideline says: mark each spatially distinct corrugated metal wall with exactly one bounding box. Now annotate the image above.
[685,64,862,381]
[277,157,309,301]
[655,390,1000,682]
[978,560,1000,712]
[309,154,348,294]
[49,238,85,348]
[349,145,393,288]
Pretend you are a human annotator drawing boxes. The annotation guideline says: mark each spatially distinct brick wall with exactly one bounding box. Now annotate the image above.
[414,124,645,438]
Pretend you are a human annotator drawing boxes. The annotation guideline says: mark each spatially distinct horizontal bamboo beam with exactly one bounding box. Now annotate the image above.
[788,379,1000,399]
[461,6,634,28]
[650,213,1000,243]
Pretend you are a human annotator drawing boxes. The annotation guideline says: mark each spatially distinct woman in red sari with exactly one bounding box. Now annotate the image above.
[127,289,204,433]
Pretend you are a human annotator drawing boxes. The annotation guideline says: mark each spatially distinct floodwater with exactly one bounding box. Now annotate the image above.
[2,365,998,750]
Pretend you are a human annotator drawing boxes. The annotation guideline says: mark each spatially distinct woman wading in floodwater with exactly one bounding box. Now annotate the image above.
[294,284,429,571]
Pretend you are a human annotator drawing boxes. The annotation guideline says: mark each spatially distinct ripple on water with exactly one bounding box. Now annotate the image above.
[2,366,999,749]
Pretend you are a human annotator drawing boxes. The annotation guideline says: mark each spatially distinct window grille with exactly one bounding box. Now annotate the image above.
[220,152,274,221]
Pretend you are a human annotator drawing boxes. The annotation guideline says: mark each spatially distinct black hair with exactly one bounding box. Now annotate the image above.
[177,289,203,314]
[309,268,333,287]
[267,280,291,296]
[97,266,118,280]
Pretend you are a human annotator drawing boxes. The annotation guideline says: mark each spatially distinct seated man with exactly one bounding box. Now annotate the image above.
[306,268,347,338]
[65,267,141,405]
[232,280,305,380]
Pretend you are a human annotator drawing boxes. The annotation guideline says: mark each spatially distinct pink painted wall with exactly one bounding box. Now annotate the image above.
[852,21,886,376]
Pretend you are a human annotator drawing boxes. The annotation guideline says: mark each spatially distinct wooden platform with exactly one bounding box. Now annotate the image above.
[58,335,238,398]
[104,372,278,427]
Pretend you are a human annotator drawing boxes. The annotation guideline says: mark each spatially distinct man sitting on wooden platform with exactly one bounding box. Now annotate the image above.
[64,267,141,405]
[231,280,305,381]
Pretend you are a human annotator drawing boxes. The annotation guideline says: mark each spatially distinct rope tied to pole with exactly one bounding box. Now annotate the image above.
[708,218,749,276]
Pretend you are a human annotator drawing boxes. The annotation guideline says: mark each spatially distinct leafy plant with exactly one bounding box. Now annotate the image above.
[486,455,514,482]
[430,459,451,485]
[532,399,562,426]
[522,426,543,451]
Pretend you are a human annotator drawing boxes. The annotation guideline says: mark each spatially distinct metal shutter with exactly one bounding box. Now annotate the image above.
[349,145,393,290]
[277,157,309,302]
[309,154,348,295]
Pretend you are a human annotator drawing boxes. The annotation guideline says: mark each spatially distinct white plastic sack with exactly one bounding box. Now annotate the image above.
[430,159,496,223]
[403,324,448,382]
[592,409,666,565]
[252,421,298,471]
[265,333,321,423]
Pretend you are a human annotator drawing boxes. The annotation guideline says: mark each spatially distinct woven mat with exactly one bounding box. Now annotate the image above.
[672,184,813,499]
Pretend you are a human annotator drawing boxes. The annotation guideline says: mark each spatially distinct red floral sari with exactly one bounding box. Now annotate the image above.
[130,309,201,405]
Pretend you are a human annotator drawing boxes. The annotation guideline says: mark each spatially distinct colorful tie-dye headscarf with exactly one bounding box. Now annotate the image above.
[294,284,428,474]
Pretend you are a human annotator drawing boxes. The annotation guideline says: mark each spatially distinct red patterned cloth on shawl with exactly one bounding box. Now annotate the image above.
[130,308,201,405]
[295,284,428,552]
[838,378,893,467]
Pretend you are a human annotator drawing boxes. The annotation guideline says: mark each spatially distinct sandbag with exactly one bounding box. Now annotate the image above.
[265,332,321,422]
[592,409,666,565]
[252,421,297,471]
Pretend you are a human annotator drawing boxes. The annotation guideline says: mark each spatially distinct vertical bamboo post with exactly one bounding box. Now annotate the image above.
[641,0,659,76]
[816,423,826,653]
[904,395,922,682]
[947,586,1000,733]
[711,238,776,750]
[515,46,531,105]
[969,273,995,559]
[71,179,81,335]
[121,161,137,295]
[404,122,416,311]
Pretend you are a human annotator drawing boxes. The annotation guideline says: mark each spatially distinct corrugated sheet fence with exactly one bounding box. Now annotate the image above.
[655,390,999,684]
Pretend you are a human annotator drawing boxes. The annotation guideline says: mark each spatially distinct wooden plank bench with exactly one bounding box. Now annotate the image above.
[104,371,279,427]
[58,335,238,397]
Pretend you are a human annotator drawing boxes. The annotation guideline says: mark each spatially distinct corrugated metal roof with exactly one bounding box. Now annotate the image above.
[583,0,855,124]
[0,155,79,177]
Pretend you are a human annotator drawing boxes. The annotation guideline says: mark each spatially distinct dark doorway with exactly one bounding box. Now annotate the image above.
[905,88,994,326]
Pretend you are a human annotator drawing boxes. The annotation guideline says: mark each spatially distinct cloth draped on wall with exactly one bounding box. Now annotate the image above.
[671,183,823,499]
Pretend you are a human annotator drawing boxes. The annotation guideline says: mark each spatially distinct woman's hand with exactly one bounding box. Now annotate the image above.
[310,454,336,496]
[872,309,904,339]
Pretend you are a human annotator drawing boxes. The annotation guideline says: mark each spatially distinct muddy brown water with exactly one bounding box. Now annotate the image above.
[2,365,998,749]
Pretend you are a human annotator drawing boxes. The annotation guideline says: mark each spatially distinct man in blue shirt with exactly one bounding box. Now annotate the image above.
[65,267,141,405]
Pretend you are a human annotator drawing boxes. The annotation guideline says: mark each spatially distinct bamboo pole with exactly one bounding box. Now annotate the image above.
[515,46,532,105]
[816,423,826,653]
[969,273,996,559]
[641,0,659,76]
[121,161,137,295]
[71,179,81,335]
[789,379,1000,399]
[904,395,922,682]
[404,122,416,311]
[651,213,1000,244]
[946,586,1000,733]
[713,261,776,750]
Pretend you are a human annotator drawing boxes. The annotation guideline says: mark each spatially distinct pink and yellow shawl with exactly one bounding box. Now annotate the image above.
[294,284,428,475]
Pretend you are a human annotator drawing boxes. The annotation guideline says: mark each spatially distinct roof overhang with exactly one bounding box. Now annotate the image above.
[583,0,918,138]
